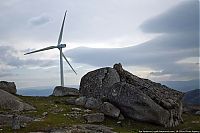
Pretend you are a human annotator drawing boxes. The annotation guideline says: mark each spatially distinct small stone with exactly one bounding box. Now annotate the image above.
[83,109,92,113]
[20,123,27,128]
[118,113,125,120]
[117,121,123,127]
[72,108,82,112]
[117,121,121,124]
[195,111,200,115]
[191,121,199,124]
[42,112,48,116]
[83,113,104,123]
[33,118,44,122]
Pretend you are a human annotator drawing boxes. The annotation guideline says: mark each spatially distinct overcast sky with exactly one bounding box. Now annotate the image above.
[0,0,199,88]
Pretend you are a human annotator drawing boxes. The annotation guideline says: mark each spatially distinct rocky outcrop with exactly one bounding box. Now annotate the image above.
[0,114,34,129]
[0,81,16,94]
[79,63,184,127]
[52,86,79,96]
[0,89,35,111]
[74,96,121,119]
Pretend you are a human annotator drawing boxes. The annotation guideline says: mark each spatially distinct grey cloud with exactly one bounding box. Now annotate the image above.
[29,14,51,26]
[65,34,198,67]
[149,71,163,76]
[64,1,199,81]
[0,45,56,68]
[150,63,199,80]
[0,72,14,78]
[0,0,182,45]
[65,39,198,80]
[140,1,199,33]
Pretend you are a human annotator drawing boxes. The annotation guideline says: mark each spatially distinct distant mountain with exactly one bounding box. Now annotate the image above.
[17,79,199,96]
[161,79,199,92]
[17,86,54,96]
[182,89,200,105]
[17,85,79,96]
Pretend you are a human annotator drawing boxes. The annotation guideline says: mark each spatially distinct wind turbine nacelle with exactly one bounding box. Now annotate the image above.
[58,44,66,48]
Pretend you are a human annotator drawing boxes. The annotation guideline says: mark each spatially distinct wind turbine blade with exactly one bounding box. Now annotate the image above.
[62,52,77,75]
[24,46,58,55]
[58,10,67,45]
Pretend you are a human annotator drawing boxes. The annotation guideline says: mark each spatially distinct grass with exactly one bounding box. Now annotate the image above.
[0,96,200,133]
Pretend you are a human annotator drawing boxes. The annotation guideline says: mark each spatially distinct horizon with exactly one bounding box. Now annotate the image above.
[0,0,199,89]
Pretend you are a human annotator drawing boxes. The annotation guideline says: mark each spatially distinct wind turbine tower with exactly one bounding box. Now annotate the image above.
[24,10,77,87]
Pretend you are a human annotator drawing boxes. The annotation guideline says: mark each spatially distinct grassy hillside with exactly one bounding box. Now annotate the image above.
[1,95,200,133]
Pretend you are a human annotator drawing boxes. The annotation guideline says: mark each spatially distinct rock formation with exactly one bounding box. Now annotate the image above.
[79,63,184,127]
[52,86,79,96]
[0,81,16,94]
[74,96,122,119]
[0,114,33,129]
[0,89,35,111]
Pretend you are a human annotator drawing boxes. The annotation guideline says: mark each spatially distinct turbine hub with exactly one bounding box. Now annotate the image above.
[58,44,66,48]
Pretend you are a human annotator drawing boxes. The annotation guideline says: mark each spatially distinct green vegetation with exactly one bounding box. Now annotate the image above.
[1,96,200,133]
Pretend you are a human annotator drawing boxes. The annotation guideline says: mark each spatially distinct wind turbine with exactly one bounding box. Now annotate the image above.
[24,10,77,87]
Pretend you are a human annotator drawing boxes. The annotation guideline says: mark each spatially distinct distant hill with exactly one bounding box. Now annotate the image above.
[17,86,54,96]
[182,89,200,105]
[161,79,199,92]
[17,85,79,96]
[17,79,199,96]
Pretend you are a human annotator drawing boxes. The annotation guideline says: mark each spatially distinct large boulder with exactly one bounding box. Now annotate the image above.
[79,63,184,127]
[0,89,35,111]
[80,67,120,98]
[0,81,16,94]
[105,82,170,126]
[52,86,79,96]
